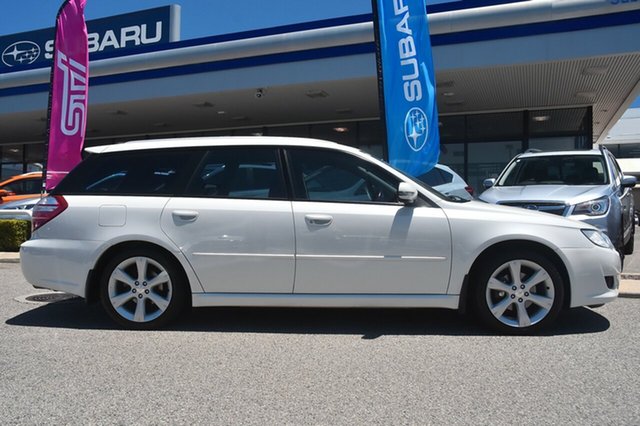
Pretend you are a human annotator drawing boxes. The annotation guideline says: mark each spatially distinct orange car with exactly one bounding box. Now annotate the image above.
[0,172,43,204]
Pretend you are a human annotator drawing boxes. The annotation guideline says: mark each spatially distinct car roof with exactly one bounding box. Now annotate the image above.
[516,149,602,159]
[0,171,42,186]
[85,136,350,155]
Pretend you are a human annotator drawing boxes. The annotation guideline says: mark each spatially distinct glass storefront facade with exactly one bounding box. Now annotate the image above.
[0,143,44,180]
[438,107,592,193]
[1,106,592,195]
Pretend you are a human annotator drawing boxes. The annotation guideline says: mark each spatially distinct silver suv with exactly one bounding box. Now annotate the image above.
[480,147,636,256]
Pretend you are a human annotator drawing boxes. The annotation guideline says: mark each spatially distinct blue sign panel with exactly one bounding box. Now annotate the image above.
[375,0,440,176]
[1,6,179,72]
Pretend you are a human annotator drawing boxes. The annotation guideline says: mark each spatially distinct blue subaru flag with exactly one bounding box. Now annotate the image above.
[373,0,439,176]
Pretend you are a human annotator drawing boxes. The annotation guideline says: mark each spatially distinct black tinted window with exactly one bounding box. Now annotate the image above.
[23,178,42,194]
[186,148,286,199]
[288,148,399,203]
[55,150,198,195]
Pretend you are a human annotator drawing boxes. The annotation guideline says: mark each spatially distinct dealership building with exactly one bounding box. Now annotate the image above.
[1,0,640,191]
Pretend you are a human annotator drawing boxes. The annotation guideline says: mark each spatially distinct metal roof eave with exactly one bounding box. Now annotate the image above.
[1,0,639,91]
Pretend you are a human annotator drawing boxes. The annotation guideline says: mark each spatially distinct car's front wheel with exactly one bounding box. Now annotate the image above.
[473,250,564,334]
[100,248,188,329]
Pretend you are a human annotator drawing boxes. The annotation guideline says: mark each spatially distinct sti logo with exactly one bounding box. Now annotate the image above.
[404,107,429,152]
[2,41,41,67]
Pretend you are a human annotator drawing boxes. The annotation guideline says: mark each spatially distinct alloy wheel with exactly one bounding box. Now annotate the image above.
[485,259,555,328]
[107,256,173,323]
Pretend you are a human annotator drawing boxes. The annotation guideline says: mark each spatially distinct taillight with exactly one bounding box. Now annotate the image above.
[465,186,474,196]
[32,195,68,232]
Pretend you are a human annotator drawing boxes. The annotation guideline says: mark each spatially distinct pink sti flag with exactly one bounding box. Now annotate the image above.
[45,0,89,191]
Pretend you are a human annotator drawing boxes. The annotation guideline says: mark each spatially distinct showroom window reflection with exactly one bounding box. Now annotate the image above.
[0,107,591,189]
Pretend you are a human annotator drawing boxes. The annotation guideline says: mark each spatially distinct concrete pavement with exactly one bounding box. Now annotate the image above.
[3,250,639,297]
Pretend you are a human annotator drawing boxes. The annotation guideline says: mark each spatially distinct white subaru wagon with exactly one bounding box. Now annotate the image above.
[21,137,621,333]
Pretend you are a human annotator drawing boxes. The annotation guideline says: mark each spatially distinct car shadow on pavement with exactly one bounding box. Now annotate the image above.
[6,298,610,337]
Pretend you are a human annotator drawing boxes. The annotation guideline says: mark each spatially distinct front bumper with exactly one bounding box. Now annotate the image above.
[561,244,620,308]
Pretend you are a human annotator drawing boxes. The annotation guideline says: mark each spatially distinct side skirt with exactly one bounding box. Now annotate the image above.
[192,293,460,309]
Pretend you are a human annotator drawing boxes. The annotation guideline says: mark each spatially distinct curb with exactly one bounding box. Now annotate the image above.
[621,273,640,280]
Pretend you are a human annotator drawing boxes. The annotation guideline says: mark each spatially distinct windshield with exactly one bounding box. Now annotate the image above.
[394,168,470,203]
[497,155,608,186]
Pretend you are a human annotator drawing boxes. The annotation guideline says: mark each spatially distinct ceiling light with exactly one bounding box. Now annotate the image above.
[193,101,214,108]
[532,115,550,122]
[305,90,329,99]
[575,91,596,99]
[231,115,248,121]
[217,111,226,115]
[333,127,349,133]
[335,108,353,115]
[436,80,454,88]
[442,92,455,97]
[582,66,608,76]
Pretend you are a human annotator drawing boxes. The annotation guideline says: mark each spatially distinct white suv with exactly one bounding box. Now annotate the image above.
[21,137,621,333]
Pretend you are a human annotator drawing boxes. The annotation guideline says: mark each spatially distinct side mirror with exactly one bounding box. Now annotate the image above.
[483,178,496,189]
[622,175,637,189]
[397,182,418,204]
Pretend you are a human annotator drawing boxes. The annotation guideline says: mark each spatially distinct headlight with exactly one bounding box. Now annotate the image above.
[572,196,609,216]
[581,229,614,249]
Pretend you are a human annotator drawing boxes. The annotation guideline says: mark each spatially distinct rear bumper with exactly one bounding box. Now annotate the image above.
[20,238,102,298]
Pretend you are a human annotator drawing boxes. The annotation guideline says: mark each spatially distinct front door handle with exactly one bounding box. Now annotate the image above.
[172,210,199,222]
[305,214,333,226]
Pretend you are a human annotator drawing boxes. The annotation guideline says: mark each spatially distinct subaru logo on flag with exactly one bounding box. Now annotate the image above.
[404,107,428,152]
[2,41,40,67]
[373,0,440,177]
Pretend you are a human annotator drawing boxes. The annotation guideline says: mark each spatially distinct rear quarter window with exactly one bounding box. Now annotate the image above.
[54,149,200,195]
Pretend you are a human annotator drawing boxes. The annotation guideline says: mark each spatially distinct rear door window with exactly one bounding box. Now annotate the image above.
[185,148,287,199]
[54,149,199,195]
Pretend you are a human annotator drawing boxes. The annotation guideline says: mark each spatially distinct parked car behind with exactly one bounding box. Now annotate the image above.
[0,172,42,204]
[0,196,40,220]
[416,164,474,200]
[615,157,640,219]
[21,137,621,333]
[480,147,636,256]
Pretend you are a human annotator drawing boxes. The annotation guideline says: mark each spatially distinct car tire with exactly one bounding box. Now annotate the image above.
[100,248,188,330]
[472,250,564,334]
[624,225,635,255]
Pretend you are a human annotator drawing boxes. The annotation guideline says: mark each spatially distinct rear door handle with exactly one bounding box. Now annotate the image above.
[305,214,333,226]
[172,210,199,222]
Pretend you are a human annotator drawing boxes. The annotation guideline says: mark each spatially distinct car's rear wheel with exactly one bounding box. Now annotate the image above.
[473,250,564,334]
[100,248,187,329]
